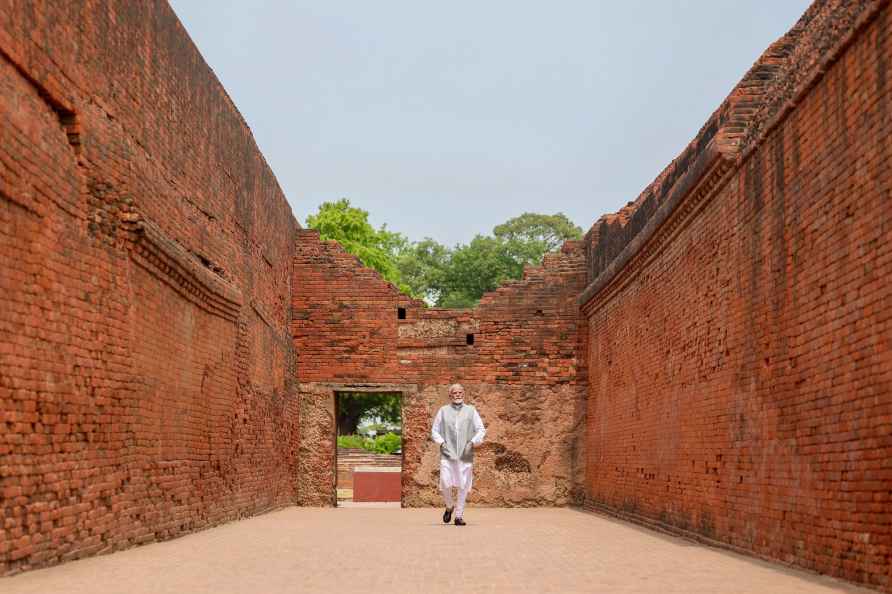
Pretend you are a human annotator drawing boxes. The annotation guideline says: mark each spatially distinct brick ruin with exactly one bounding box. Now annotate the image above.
[0,0,890,590]
[292,230,587,508]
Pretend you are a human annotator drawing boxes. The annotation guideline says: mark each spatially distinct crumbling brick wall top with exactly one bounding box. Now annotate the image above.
[581,0,880,294]
[579,0,892,590]
[293,228,585,385]
[292,229,588,507]
[0,0,301,574]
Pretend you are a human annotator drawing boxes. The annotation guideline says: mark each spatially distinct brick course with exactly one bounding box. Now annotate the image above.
[1,0,890,591]
[292,230,588,507]
[580,1,892,590]
[1,0,299,574]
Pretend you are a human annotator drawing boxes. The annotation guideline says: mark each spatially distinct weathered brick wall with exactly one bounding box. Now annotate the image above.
[4,0,890,589]
[292,230,587,507]
[580,1,892,589]
[0,0,300,574]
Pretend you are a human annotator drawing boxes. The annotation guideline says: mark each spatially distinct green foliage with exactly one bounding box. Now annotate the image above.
[370,432,402,454]
[412,212,582,308]
[306,199,409,292]
[306,200,583,308]
[337,433,402,455]
[336,434,368,450]
[395,238,450,304]
[336,392,401,436]
[493,212,583,268]
[360,422,400,437]
[436,235,521,308]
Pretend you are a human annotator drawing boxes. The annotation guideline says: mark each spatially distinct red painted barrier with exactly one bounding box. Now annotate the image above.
[352,467,401,502]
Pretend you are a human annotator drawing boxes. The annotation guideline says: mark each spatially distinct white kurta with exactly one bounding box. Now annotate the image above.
[431,405,486,491]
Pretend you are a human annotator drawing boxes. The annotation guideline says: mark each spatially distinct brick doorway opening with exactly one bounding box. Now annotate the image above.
[335,391,403,506]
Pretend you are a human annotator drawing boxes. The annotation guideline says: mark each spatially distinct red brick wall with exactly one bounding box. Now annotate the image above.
[3,0,890,589]
[292,230,588,507]
[580,1,892,589]
[292,229,412,383]
[0,0,300,573]
[293,229,585,386]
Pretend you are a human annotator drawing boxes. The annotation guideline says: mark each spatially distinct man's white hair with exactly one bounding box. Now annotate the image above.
[448,383,464,393]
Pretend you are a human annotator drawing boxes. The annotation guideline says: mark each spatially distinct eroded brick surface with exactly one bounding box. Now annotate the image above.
[0,0,300,574]
[580,2,892,590]
[292,230,588,507]
[1,0,891,591]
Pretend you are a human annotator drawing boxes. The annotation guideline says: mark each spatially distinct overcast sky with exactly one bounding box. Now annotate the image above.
[169,1,811,246]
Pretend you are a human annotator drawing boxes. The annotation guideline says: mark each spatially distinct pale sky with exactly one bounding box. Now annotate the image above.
[170,1,812,246]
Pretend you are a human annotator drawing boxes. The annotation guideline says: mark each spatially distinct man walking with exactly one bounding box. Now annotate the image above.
[431,383,485,526]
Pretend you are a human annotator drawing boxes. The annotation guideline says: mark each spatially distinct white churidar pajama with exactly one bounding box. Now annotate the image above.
[431,407,485,519]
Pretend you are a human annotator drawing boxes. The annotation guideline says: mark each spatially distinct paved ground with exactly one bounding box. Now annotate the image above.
[2,507,872,594]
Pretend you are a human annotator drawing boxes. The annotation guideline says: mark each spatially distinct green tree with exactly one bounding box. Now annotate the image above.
[306,199,408,291]
[435,235,519,308]
[431,213,582,308]
[395,238,450,304]
[336,393,401,436]
[493,212,583,267]
[307,203,583,309]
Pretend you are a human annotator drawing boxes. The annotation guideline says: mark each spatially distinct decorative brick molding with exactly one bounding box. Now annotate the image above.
[0,0,299,575]
[581,0,887,293]
[580,144,734,315]
[127,218,243,322]
[578,2,892,590]
[2,0,891,591]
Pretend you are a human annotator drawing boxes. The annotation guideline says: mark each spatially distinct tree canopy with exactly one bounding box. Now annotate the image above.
[434,235,520,308]
[494,212,584,268]
[305,201,583,308]
[306,199,408,292]
[336,392,401,436]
